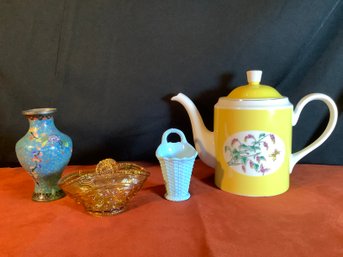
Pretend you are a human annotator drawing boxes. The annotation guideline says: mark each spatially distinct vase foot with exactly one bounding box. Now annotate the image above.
[32,190,65,202]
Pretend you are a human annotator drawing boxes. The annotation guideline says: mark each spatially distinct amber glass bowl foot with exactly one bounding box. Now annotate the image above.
[87,207,126,217]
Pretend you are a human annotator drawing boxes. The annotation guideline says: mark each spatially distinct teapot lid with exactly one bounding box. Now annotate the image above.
[228,70,282,99]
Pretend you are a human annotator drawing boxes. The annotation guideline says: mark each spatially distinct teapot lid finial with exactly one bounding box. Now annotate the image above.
[247,70,262,84]
[227,70,283,99]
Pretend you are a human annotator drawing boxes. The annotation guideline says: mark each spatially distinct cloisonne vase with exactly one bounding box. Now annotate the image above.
[15,108,72,202]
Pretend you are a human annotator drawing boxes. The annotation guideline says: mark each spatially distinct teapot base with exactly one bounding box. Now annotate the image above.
[215,183,289,197]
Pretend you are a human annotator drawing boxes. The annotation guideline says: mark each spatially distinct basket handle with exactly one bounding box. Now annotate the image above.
[161,128,188,144]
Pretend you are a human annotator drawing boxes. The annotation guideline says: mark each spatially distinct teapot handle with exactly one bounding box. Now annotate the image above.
[290,93,338,172]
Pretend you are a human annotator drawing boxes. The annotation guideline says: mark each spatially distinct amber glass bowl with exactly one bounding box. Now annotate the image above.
[58,162,150,216]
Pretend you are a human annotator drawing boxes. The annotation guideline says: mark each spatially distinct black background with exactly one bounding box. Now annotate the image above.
[0,0,342,166]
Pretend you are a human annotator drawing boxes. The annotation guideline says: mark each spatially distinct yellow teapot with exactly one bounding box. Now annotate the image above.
[171,70,338,196]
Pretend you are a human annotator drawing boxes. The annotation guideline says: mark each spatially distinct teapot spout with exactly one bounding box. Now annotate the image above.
[171,93,215,168]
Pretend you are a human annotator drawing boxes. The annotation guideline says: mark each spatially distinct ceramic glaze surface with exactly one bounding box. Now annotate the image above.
[171,70,338,197]
[214,106,292,196]
[224,130,285,176]
[156,129,197,201]
[15,108,72,201]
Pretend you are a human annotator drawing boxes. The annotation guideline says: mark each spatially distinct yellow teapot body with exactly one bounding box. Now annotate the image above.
[172,70,338,196]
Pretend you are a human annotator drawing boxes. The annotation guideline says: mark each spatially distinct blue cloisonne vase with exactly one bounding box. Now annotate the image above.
[15,108,72,202]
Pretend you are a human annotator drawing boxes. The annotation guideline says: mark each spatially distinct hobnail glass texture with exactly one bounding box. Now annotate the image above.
[58,162,150,216]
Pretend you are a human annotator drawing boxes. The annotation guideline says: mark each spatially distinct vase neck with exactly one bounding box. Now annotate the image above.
[27,115,58,133]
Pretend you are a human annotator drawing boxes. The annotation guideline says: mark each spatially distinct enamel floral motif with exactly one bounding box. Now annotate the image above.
[224,131,285,176]
[15,110,72,201]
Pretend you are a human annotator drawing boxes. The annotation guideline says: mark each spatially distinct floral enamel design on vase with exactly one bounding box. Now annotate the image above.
[15,108,72,202]
[224,131,285,176]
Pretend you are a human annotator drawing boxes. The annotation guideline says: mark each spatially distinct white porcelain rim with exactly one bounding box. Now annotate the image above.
[215,97,293,109]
